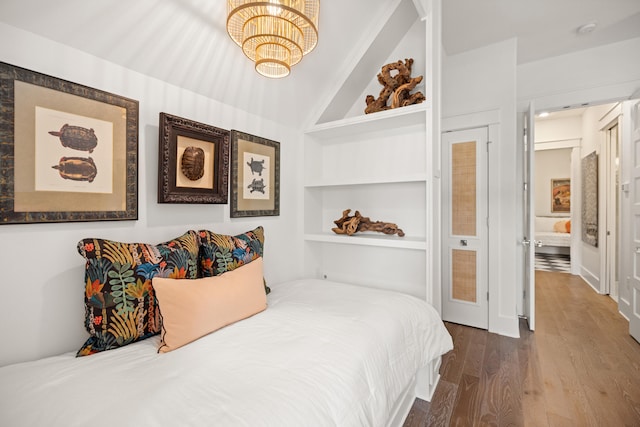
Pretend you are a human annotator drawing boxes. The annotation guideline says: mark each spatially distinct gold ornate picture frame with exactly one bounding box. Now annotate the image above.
[551,178,570,213]
[230,130,280,217]
[0,62,138,224]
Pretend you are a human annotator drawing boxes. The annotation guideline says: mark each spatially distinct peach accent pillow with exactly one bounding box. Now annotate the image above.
[565,220,571,233]
[153,257,267,353]
[553,220,567,233]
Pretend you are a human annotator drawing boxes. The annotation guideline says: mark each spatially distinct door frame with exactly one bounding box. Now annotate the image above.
[603,116,621,300]
[523,102,536,330]
[442,109,500,332]
[628,98,640,342]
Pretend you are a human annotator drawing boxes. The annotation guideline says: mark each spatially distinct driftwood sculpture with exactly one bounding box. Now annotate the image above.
[332,209,405,237]
[364,58,425,114]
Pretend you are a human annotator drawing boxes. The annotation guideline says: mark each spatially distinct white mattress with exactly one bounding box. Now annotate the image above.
[536,231,571,247]
[0,279,452,427]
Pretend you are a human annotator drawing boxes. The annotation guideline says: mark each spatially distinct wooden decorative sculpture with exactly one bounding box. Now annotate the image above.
[332,209,405,237]
[364,58,425,114]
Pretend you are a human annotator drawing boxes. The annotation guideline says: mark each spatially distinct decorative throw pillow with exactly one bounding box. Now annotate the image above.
[76,230,199,356]
[198,226,270,294]
[553,220,567,233]
[565,220,571,233]
[153,258,267,353]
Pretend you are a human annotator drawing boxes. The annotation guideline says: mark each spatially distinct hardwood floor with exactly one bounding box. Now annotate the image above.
[404,270,640,426]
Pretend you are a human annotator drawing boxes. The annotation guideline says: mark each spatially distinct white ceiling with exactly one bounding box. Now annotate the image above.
[443,0,640,63]
[1,0,639,129]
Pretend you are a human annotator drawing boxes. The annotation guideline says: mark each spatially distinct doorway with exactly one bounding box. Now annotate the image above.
[532,109,582,279]
[527,101,626,311]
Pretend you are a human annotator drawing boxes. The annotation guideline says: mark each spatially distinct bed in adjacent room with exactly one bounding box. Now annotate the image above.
[0,278,452,427]
[535,216,571,254]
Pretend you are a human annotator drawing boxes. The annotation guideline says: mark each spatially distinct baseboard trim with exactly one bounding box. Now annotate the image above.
[580,266,600,293]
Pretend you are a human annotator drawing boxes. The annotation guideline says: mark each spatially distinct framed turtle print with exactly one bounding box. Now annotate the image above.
[0,62,138,224]
[157,113,229,204]
[230,130,280,217]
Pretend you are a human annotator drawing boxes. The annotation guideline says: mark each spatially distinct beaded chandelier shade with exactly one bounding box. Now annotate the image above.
[227,0,320,78]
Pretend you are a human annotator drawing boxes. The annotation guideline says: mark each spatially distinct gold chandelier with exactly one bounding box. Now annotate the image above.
[227,1,320,78]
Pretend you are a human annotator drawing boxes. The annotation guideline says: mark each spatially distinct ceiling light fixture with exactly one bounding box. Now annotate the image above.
[576,22,597,35]
[227,0,320,79]
[538,111,550,118]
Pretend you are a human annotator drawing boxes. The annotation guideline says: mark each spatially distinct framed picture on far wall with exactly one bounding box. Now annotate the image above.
[551,178,570,213]
[0,62,139,224]
[230,130,280,217]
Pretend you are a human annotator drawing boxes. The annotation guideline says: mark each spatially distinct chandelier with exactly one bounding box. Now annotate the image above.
[227,1,320,78]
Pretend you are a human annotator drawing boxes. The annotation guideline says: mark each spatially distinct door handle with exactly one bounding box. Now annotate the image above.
[522,238,530,247]
[535,240,543,247]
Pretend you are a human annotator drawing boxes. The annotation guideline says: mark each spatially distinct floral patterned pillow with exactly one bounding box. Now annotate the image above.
[76,230,199,356]
[199,226,269,294]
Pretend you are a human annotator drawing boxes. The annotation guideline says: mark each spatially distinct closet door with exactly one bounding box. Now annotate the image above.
[442,127,488,329]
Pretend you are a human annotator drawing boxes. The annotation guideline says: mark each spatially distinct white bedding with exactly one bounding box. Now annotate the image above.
[535,231,571,247]
[535,216,571,248]
[0,279,452,427]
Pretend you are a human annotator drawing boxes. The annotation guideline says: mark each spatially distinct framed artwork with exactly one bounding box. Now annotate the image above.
[551,178,570,213]
[157,113,229,204]
[581,151,598,247]
[0,62,138,224]
[230,130,280,217]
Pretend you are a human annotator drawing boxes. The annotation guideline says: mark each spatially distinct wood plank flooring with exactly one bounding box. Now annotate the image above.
[403,270,640,426]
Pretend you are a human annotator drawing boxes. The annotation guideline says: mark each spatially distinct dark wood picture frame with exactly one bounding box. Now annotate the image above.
[230,130,280,217]
[158,113,229,204]
[0,62,138,224]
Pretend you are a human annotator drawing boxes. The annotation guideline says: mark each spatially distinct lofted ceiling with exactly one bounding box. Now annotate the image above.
[1,0,639,129]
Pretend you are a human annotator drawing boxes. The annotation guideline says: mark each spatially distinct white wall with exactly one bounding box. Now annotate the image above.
[442,38,520,337]
[578,103,614,290]
[0,23,303,366]
[518,37,640,112]
[536,115,582,142]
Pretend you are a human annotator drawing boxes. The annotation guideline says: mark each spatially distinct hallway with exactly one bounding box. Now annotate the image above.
[404,270,640,426]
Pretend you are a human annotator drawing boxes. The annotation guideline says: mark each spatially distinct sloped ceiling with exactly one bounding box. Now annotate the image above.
[1,0,639,129]
[0,0,405,130]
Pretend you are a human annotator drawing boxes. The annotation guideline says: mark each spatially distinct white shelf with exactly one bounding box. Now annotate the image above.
[300,1,438,303]
[304,232,426,250]
[304,174,427,188]
[305,103,429,140]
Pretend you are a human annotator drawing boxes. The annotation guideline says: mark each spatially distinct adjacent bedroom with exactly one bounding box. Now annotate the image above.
[533,102,621,298]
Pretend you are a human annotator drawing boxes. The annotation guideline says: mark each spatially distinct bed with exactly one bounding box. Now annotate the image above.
[535,216,571,253]
[0,278,453,427]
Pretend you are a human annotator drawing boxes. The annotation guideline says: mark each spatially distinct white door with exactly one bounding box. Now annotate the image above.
[523,102,536,331]
[442,127,488,329]
[630,99,640,343]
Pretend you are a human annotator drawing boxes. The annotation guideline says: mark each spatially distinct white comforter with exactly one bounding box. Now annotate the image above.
[0,279,452,427]
[535,231,571,247]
